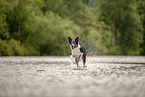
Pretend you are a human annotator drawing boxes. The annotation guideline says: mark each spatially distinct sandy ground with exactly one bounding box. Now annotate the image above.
[0,56,145,97]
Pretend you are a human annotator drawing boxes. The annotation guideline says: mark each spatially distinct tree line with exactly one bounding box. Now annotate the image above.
[0,0,145,56]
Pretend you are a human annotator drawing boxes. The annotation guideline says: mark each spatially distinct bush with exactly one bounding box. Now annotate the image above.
[0,39,39,56]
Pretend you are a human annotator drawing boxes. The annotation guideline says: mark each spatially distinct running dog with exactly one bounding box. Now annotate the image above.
[68,37,86,67]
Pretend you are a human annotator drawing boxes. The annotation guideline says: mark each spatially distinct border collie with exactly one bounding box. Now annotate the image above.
[68,37,86,68]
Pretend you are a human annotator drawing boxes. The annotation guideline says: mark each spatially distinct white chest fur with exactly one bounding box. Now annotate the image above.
[71,46,82,58]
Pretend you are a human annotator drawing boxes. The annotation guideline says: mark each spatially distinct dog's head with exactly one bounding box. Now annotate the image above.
[68,37,79,49]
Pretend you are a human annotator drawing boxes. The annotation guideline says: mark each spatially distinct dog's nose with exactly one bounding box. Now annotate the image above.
[71,45,74,48]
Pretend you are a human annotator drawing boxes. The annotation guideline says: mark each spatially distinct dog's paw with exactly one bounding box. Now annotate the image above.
[83,65,87,68]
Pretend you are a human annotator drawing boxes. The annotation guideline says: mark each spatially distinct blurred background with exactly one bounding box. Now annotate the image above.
[0,0,144,56]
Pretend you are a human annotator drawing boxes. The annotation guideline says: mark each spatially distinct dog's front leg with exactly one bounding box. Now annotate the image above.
[75,58,79,68]
[70,55,75,64]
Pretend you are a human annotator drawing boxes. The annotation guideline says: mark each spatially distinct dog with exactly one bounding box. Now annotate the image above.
[68,37,86,68]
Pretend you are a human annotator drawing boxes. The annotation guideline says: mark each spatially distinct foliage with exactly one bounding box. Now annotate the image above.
[0,39,24,56]
[0,0,144,56]
[99,0,142,55]
[0,0,18,40]
[6,0,32,44]
[137,0,145,55]
[25,12,81,55]
[0,13,9,39]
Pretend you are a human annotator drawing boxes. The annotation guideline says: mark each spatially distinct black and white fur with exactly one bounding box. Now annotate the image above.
[68,37,86,68]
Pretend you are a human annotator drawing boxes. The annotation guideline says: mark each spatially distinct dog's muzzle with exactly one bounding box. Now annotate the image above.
[71,44,74,49]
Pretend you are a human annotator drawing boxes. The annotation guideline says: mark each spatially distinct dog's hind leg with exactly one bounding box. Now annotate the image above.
[82,53,86,68]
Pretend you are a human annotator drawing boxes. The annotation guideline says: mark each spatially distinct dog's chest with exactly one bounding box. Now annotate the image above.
[72,47,82,58]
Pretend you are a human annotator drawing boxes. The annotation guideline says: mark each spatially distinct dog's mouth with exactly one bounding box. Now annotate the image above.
[71,45,74,49]
[71,46,78,49]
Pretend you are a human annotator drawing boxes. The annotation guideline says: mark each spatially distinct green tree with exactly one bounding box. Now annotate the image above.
[99,0,142,55]
[0,13,9,39]
[0,0,18,40]
[99,0,125,47]
[137,0,145,55]
[6,0,32,44]
[42,0,101,35]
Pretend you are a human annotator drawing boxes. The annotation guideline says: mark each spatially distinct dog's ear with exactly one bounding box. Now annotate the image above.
[75,37,79,44]
[68,37,72,44]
